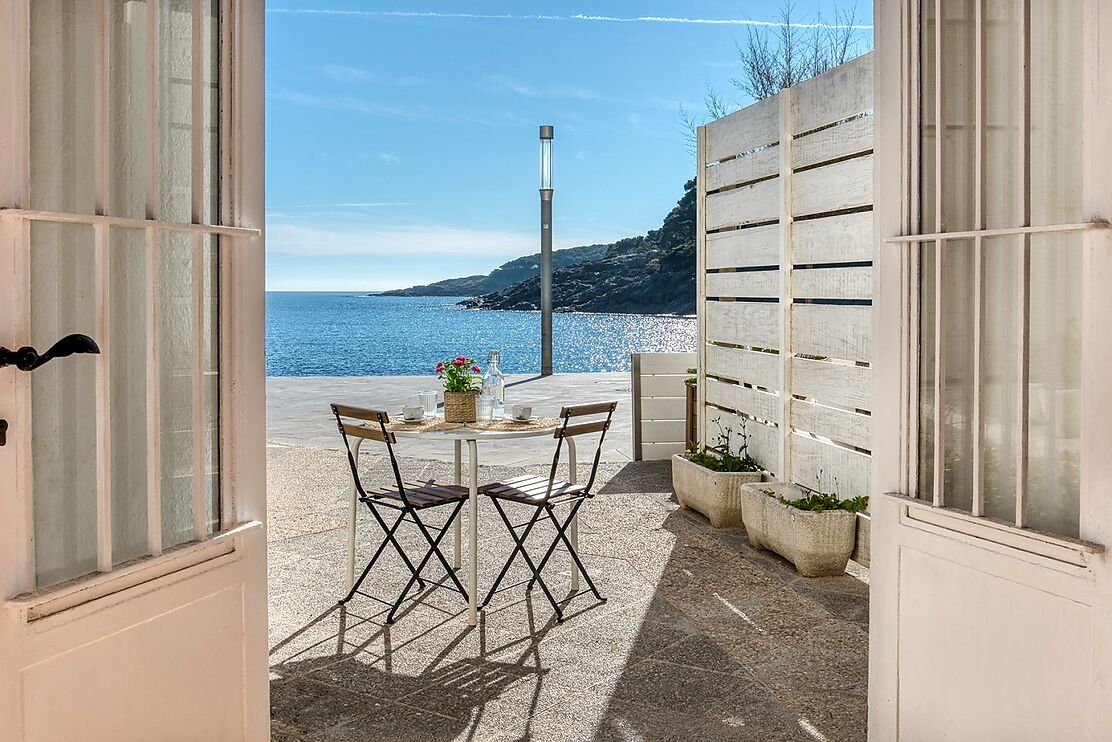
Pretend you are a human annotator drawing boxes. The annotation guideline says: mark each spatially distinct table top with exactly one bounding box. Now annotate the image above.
[385,414,562,441]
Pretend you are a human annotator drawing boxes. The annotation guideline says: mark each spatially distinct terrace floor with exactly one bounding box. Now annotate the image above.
[267,447,869,741]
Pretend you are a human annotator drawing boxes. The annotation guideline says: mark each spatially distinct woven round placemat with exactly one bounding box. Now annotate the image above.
[386,416,561,433]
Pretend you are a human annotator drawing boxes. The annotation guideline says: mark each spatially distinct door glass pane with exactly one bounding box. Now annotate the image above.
[31,223,98,587]
[981,236,1019,522]
[202,0,220,224]
[30,0,96,214]
[111,228,149,564]
[160,0,193,222]
[1029,0,1083,226]
[919,0,937,234]
[160,232,195,548]
[917,241,936,501]
[983,0,1020,229]
[1026,233,1082,537]
[204,236,220,531]
[940,0,976,233]
[941,240,975,512]
[110,0,149,220]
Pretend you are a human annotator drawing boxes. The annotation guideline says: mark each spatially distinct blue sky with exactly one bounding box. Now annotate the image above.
[265,1,873,291]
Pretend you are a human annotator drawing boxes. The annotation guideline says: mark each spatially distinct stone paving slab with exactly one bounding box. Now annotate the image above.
[267,373,634,464]
[267,447,869,741]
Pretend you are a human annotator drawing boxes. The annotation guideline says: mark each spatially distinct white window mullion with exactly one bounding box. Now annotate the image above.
[191,0,208,540]
[218,0,234,529]
[93,0,113,572]
[971,0,986,517]
[931,1,945,508]
[1015,0,1031,528]
[145,0,163,555]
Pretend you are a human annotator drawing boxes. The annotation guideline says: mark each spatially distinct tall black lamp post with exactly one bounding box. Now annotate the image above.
[539,125,554,376]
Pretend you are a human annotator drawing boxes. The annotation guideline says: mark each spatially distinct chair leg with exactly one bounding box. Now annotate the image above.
[484,499,565,621]
[411,502,470,599]
[386,506,464,624]
[340,507,424,605]
[481,499,542,607]
[529,500,605,603]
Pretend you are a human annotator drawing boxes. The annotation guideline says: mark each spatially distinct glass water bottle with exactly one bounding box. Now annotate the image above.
[483,350,506,416]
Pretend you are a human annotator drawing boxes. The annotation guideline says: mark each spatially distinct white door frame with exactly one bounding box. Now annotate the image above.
[0,1,267,738]
[870,0,1112,738]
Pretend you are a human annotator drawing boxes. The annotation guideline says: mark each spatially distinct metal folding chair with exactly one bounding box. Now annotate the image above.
[331,404,469,624]
[479,401,618,622]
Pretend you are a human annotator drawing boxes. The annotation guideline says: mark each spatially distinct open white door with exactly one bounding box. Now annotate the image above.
[871,1,1112,739]
[0,1,267,739]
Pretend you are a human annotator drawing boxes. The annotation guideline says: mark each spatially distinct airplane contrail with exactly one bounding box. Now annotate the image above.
[266,8,873,30]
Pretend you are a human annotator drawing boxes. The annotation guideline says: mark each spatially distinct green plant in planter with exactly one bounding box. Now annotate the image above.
[765,471,869,513]
[685,367,697,385]
[684,417,762,473]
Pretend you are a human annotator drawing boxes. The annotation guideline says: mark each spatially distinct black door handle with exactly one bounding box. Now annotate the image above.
[0,419,6,446]
[0,334,100,371]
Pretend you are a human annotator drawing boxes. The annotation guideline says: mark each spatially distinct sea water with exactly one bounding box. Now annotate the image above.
[266,293,697,376]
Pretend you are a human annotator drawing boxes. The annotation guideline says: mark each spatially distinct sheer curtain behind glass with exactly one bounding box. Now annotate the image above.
[28,0,221,587]
[917,0,1082,537]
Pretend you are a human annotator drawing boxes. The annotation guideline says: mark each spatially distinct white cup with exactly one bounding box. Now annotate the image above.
[402,405,423,421]
[511,404,532,421]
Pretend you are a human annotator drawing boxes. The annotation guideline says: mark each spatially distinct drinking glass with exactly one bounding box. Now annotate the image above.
[476,394,495,423]
[418,390,438,418]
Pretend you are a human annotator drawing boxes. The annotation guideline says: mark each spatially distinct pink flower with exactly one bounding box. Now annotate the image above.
[471,365,481,373]
[435,362,445,373]
[453,358,466,367]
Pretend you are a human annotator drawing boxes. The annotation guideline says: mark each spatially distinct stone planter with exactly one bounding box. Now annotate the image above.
[671,454,762,528]
[739,482,857,577]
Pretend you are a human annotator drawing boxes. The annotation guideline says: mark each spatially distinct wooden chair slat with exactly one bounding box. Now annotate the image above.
[341,422,396,444]
[558,420,609,438]
[559,401,618,418]
[332,403,390,422]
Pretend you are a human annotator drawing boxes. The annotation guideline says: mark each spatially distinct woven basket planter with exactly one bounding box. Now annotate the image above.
[739,482,857,577]
[443,391,479,423]
[671,454,762,528]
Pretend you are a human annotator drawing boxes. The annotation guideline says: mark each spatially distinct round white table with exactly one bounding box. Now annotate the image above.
[346,415,579,626]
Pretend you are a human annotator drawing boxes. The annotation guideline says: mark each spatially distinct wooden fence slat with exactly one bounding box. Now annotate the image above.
[706,178,780,231]
[792,304,872,363]
[640,375,690,397]
[637,351,697,375]
[705,376,781,424]
[789,433,871,500]
[792,154,873,218]
[705,270,780,298]
[792,211,874,264]
[706,146,779,192]
[705,95,780,162]
[641,397,686,420]
[790,400,872,450]
[792,357,872,412]
[641,442,686,461]
[705,226,780,269]
[705,344,781,391]
[706,301,780,350]
[793,266,873,300]
[792,114,873,171]
[791,52,873,134]
[643,419,686,441]
[706,408,780,475]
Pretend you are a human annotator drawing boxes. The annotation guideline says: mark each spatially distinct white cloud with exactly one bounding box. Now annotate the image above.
[267,8,872,30]
[266,221,624,259]
[323,63,375,82]
[378,153,402,164]
[268,87,531,127]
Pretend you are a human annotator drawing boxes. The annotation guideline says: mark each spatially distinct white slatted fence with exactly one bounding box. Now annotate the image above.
[632,352,697,461]
[697,53,874,504]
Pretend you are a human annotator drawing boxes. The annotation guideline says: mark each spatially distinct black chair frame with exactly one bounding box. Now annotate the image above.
[480,401,618,622]
[331,404,469,624]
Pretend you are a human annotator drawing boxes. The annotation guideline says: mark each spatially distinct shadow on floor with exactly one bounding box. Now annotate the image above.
[268,458,868,741]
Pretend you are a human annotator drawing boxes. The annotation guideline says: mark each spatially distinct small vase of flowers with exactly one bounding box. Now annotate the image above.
[437,355,483,422]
